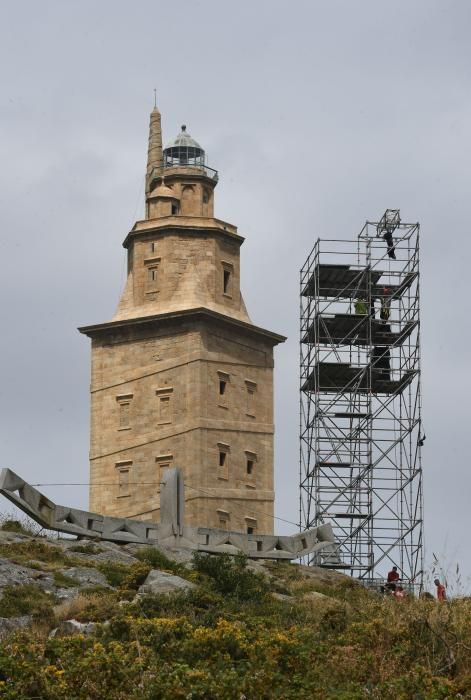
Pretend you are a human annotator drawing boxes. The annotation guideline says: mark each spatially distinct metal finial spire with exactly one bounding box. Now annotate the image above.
[153,88,157,109]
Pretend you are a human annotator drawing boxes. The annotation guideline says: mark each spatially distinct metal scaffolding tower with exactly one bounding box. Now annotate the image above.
[299,210,424,592]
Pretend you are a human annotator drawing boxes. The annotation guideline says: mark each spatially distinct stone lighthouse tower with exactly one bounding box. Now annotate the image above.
[79,105,285,534]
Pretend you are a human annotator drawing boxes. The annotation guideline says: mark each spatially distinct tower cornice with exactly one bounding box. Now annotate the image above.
[122,216,243,249]
[78,307,286,346]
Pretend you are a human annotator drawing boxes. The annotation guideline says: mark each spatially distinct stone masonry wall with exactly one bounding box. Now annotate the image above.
[89,319,275,534]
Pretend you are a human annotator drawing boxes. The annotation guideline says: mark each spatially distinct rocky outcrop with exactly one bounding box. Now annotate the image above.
[60,567,110,588]
[137,570,197,596]
[0,557,55,592]
[0,616,31,639]
[50,619,97,637]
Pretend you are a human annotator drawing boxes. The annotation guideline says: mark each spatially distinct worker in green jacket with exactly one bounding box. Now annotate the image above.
[354,298,368,315]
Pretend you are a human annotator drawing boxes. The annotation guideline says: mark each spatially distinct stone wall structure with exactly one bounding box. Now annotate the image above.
[79,107,285,534]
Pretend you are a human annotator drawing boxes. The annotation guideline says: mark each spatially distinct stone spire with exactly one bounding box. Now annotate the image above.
[145,102,163,194]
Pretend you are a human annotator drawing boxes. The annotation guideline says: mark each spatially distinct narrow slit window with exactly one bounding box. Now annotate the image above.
[223,269,231,294]
[219,451,226,467]
[171,203,179,215]
[145,258,161,293]
[247,459,254,475]
[217,372,230,403]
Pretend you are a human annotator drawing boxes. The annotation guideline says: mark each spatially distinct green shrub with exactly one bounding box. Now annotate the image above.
[192,552,270,602]
[135,546,182,574]
[0,540,69,568]
[96,561,150,591]
[0,519,32,536]
[96,561,130,588]
[0,584,55,620]
[134,587,223,622]
[75,591,120,623]
[68,542,103,554]
[53,571,78,588]
[120,562,151,591]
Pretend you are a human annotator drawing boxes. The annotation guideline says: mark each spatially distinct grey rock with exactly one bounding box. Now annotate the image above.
[271,592,295,602]
[303,591,332,602]
[54,587,81,602]
[0,558,55,592]
[0,530,34,544]
[302,591,349,610]
[137,569,197,596]
[0,615,31,639]
[245,559,273,578]
[50,619,96,637]
[60,567,109,588]
[62,539,137,565]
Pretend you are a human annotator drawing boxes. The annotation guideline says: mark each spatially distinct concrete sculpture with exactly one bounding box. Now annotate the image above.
[0,467,339,562]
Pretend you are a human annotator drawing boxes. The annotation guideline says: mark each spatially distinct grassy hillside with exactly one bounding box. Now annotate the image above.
[0,526,469,699]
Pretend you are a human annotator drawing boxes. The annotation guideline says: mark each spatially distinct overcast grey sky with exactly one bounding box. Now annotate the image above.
[1,0,470,590]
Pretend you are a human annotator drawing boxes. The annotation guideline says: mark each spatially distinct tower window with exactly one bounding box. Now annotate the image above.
[159,396,171,421]
[223,269,231,294]
[245,450,257,478]
[156,387,173,424]
[148,266,158,283]
[217,442,230,480]
[221,262,234,297]
[217,508,230,529]
[150,242,155,253]
[245,518,257,535]
[115,460,132,498]
[119,402,130,428]
[155,453,173,488]
[217,371,230,405]
[116,394,133,430]
[171,203,179,215]
[245,380,257,417]
[203,190,209,204]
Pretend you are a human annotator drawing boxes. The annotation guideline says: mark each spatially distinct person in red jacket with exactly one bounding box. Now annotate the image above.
[386,566,400,589]
[434,578,446,601]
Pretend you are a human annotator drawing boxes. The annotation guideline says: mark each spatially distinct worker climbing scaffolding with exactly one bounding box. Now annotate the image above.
[377,209,400,260]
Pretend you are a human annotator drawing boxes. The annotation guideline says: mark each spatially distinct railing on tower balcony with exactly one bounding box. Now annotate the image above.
[163,160,219,181]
